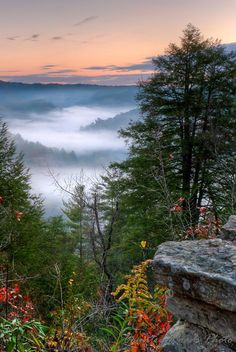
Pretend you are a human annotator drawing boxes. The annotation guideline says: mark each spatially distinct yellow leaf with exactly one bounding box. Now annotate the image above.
[140,240,147,249]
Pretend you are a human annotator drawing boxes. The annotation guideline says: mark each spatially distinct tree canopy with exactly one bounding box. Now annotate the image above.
[109,24,236,259]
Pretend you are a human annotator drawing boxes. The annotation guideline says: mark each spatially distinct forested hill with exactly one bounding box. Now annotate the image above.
[0,82,138,116]
[80,108,140,131]
[14,133,79,167]
[13,133,126,167]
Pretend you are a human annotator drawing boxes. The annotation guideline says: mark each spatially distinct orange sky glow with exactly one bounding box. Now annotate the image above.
[0,0,235,84]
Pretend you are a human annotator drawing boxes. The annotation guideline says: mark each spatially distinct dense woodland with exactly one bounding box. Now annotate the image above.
[0,25,236,351]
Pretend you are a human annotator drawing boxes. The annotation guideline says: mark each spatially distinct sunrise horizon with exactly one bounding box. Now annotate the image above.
[1,0,235,85]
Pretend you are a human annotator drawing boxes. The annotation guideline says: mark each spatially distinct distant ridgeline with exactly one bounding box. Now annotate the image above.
[0,43,234,117]
[224,42,236,52]
[80,108,140,131]
[14,133,79,167]
[13,133,127,168]
[0,82,138,117]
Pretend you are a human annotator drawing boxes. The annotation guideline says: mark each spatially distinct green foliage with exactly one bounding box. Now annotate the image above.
[101,302,131,352]
[0,121,43,257]
[0,120,47,317]
[0,121,98,320]
[63,183,88,260]
[107,25,236,273]
[0,24,235,352]
[0,318,47,352]
[63,175,121,301]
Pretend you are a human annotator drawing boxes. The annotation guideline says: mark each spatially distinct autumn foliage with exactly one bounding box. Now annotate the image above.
[111,260,172,351]
[0,283,34,322]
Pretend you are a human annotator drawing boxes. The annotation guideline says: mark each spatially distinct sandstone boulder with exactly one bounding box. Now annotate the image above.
[153,239,236,311]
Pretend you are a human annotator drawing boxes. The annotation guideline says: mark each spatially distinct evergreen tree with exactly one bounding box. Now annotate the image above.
[0,121,43,259]
[63,177,120,301]
[0,121,92,317]
[110,24,236,256]
[63,184,88,259]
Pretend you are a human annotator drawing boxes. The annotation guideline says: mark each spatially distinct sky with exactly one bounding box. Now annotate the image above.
[0,0,235,85]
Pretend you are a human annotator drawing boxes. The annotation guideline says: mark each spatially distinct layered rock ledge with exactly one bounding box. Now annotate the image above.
[153,239,236,352]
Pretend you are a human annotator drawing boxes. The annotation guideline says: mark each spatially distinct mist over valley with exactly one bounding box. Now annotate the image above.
[0,83,139,215]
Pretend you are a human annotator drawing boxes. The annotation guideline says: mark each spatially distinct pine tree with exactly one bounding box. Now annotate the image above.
[110,24,236,251]
[0,121,43,256]
[63,184,87,259]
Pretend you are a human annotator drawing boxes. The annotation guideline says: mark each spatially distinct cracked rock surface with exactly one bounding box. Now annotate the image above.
[166,294,236,343]
[153,238,236,351]
[153,239,236,311]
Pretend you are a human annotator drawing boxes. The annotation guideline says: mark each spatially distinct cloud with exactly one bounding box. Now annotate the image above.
[84,65,118,71]
[0,57,154,85]
[32,34,40,39]
[74,16,98,27]
[49,69,78,74]
[0,70,19,73]
[51,36,63,40]
[39,66,77,74]
[41,64,57,70]
[83,58,154,72]
[119,59,154,72]
[27,34,40,41]
[7,36,20,41]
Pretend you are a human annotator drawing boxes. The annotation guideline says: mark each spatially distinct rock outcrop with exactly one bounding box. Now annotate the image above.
[220,215,236,241]
[153,238,236,352]
[161,321,235,352]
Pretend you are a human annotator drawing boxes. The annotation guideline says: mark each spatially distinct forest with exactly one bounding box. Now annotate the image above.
[0,25,236,351]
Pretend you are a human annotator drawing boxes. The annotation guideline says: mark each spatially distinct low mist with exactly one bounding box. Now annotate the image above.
[7,105,128,153]
[0,83,138,215]
[18,106,128,216]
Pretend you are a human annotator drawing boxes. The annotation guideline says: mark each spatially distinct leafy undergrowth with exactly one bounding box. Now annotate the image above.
[0,283,47,351]
[0,207,217,352]
[106,260,173,352]
[0,262,172,352]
